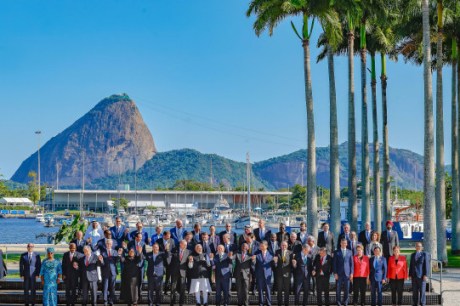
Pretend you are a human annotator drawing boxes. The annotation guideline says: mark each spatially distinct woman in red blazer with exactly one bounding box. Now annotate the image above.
[352,244,370,306]
[387,245,408,306]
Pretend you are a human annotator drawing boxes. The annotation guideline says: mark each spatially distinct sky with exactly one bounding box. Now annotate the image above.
[0,0,454,179]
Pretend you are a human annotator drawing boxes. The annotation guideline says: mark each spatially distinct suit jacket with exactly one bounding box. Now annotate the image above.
[297,231,310,245]
[79,254,100,282]
[145,251,167,278]
[333,248,354,279]
[268,240,280,255]
[199,240,216,255]
[110,225,128,246]
[190,230,203,245]
[294,251,313,279]
[358,230,374,255]
[409,251,430,279]
[127,240,147,268]
[70,238,88,253]
[167,248,191,278]
[254,228,272,242]
[370,256,387,282]
[189,253,211,279]
[95,238,118,253]
[170,227,187,244]
[100,249,120,277]
[337,232,352,250]
[387,255,408,280]
[276,231,290,244]
[0,250,7,279]
[209,234,221,250]
[353,255,370,278]
[247,240,260,255]
[156,238,176,253]
[212,253,233,280]
[150,233,163,245]
[349,240,359,256]
[129,230,149,244]
[288,240,302,254]
[222,242,237,254]
[380,230,399,257]
[273,249,293,278]
[219,230,237,245]
[61,251,83,280]
[19,252,41,278]
[312,254,332,278]
[317,231,335,255]
[253,251,274,279]
[233,252,252,280]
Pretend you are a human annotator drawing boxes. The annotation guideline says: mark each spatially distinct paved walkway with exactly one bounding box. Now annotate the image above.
[432,268,460,306]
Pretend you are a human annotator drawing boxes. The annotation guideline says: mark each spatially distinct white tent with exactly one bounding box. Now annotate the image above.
[0,197,34,206]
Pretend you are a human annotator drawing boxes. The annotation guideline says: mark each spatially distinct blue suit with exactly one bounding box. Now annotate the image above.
[145,252,167,306]
[254,251,274,306]
[333,248,354,306]
[19,252,41,305]
[100,249,120,305]
[150,233,163,245]
[170,227,187,244]
[410,251,431,306]
[110,225,128,247]
[129,230,150,244]
[370,256,387,306]
[212,253,233,306]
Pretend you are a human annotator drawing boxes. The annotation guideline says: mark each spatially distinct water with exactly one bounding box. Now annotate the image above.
[0,218,58,244]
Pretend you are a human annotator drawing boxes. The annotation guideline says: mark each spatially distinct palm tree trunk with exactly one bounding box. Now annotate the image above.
[381,53,390,228]
[455,41,460,255]
[302,15,318,238]
[451,48,459,253]
[435,0,447,264]
[422,0,438,262]
[328,46,341,235]
[361,25,370,226]
[348,29,358,230]
[371,53,381,233]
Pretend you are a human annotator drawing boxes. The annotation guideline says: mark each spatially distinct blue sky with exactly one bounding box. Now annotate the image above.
[0,0,452,179]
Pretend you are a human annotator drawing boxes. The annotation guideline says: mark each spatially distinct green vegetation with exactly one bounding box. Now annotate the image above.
[54,214,88,244]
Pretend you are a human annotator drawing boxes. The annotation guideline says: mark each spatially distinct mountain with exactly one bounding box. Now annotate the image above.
[92,143,424,191]
[11,94,156,187]
[93,148,272,190]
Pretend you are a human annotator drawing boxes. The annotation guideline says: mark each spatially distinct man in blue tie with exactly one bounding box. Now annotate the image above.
[370,246,387,306]
[100,239,121,306]
[110,217,128,248]
[358,222,374,256]
[333,239,354,306]
[146,243,167,306]
[409,242,431,306]
[212,245,233,306]
[150,225,163,245]
[20,243,41,306]
[253,241,274,306]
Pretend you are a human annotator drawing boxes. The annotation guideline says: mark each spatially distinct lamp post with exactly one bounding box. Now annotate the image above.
[35,130,42,207]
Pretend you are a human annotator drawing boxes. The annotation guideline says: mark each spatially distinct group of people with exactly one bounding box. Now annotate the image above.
[14,217,431,306]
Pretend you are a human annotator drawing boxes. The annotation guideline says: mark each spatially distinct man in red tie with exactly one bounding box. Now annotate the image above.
[167,240,191,306]
[62,243,82,306]
[79,245,102,306]
[100,239,120,306]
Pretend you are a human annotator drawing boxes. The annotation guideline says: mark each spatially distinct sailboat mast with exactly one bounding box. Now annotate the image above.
[246,152,251,213]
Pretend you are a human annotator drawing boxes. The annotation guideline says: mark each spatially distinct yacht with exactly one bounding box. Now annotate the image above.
[125,214,141,229]
[36,213,45,222]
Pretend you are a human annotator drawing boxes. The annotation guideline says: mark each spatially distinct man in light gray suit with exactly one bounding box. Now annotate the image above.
[234,243,253,306]
[79,245,102,306]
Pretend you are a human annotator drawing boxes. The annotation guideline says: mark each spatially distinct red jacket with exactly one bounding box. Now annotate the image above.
[353,255,370,278]
[387,255,408,280]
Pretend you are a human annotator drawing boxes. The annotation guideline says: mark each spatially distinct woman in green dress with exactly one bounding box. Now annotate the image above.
[40,247,62,306]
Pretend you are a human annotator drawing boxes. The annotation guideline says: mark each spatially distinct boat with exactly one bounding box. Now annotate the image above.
[44,214,55,227]
[125,214,141,228]
[211,196,234,224]
[233,214,260,229]
[36,213,45,222]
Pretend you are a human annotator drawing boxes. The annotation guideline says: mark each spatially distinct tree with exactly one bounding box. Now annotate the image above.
[290,184,306,212]
[28,171,39,205]
[112,197,129,211]
[54,214,88,244]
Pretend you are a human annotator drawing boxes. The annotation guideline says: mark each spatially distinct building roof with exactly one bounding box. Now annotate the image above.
[0,197,34,204]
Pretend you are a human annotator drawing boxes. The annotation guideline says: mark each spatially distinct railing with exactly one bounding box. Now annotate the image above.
[429,258,443,304]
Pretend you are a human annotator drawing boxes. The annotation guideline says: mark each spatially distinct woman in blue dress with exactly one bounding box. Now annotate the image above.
[40,247,62,306]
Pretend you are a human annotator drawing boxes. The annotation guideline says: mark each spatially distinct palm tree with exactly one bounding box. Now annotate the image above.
[247,0,337,237]
[422,0,438,263]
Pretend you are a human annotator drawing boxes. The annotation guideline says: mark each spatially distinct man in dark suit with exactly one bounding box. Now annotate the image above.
[221,233,237,254]
[212,244,233,306]
[100,239,121,306]
[337,223,352,250]
[276,223,290,244]
[19,243,41,306]
[167,240,191,306]
[96,230,118,253]
[268,233,280,255]
[110,216,129,248]
[358,222,374,256]
[370,246,387,306]
[170,219,187,245]
[79,245,101,306]
[312,247,333,306]
[71,230,88,253]
[274,241,293,306]
[409,242,431,306]
[333,239,354,306]
[380,220,399,260]
[219,222,237,245]
[184,232,196,251]
[252,240,274,306]
[130,221,150,244]
[288,232,302,254]
[127,232,147,302]
[156,231,175,294]
[293,244,314,306]
[297,221,309,245]
[0,248,6,280]
[238,225,254,247]
[190,222,203,245]
[62,243,83,306]
[234,243,252,306]
[245,233,259,293]
[150,225,164,245]
[145,243,167,306]
[200,232,216,255]
[254,219,272,242]
[209,225,221,251]
[317,222,335,255]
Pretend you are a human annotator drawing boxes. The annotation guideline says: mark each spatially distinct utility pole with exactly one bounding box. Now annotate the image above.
[246,152,251,213]
[35,131,41,207]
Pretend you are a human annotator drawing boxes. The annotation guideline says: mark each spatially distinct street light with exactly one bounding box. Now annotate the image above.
[35,130,41,207]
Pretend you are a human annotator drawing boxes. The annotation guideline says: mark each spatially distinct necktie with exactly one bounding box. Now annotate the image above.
[70,253,73,261]
[86,257,89,266]
[342,249,346,258]
[388,231,391,240]
[320,256,324,265]
[283,251,286,263]
[108,250,111,258]
[374,257,378,269]
[324,231,328,240]
[242,253,245,261]
[416,252,420,260]
[180,250,183,261]
[304,255,307,264]
[366,231,370,242]
[28,253,31,263]
[263,252,266,260]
